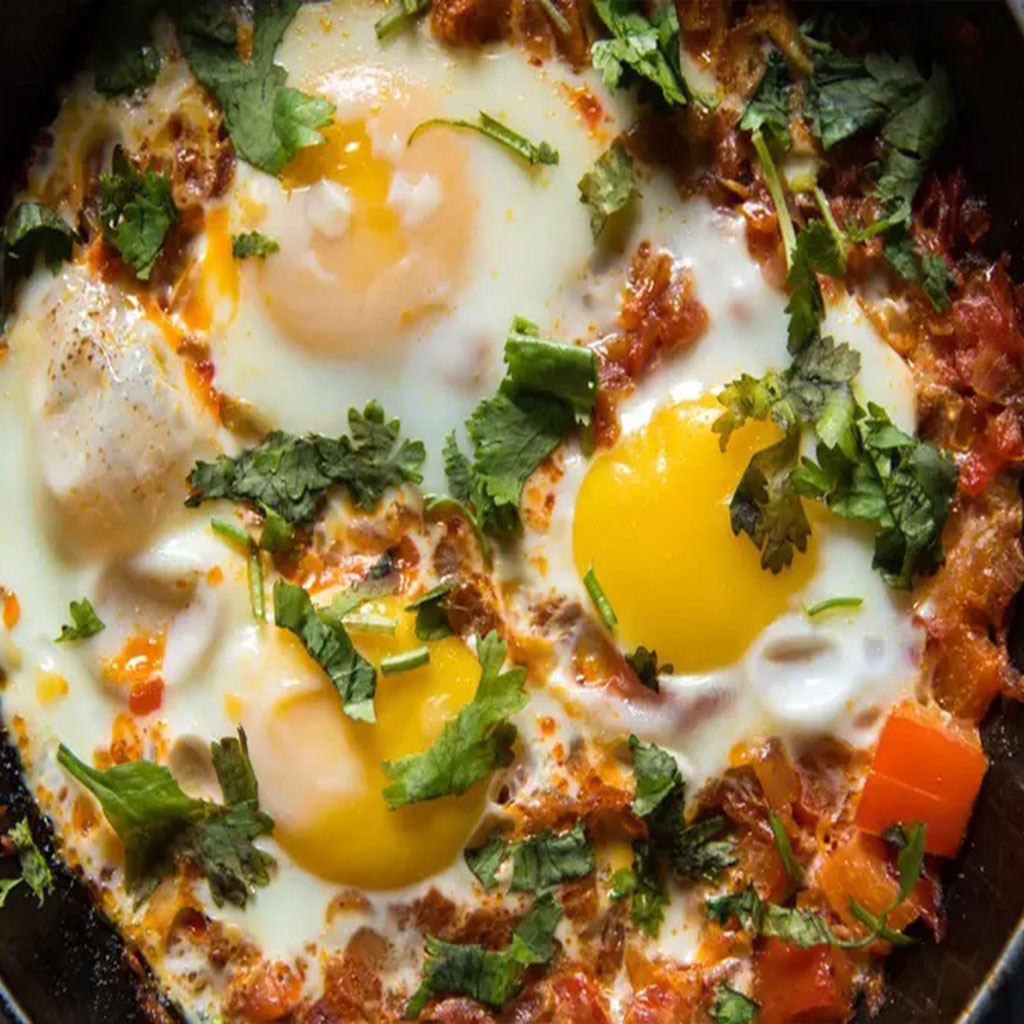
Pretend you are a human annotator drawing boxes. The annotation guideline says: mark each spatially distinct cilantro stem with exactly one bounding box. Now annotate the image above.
[584,566,617,629]
[751,129,796,269]
[211,518,252,551]
[768,810,804,886]
[341,614,398,636]
[380,646,430,676]
[537,0,571,37]
[812,185,847,269]
[423,495,492,561]
[804,596,863,617]
[248,546,265,621]
[409,113,559,167]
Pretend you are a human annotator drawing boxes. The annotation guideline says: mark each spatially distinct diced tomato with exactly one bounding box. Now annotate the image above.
[551,969,611,1024]
[238,961,302,1022]
[128,676,164,716]
[817,830,921,935]
[754,939,854,1023]
[855,702,987,856]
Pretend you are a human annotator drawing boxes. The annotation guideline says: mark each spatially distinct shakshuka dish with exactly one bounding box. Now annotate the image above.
[0,2,1020,1022]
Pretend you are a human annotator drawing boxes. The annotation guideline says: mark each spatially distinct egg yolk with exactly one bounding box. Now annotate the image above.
[258,68,475,356]
[573,396,818,674]
[244,597,486,890]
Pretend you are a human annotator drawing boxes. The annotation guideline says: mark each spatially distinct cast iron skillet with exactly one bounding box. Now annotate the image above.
[2,3,1024,1022]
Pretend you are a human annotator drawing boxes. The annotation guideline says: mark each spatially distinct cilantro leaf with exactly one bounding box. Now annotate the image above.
[176,1,334,175]
[807,50,890,150]
[786,221,846,355]
[504,318,598,427]
[55,598,105,643]
[186,401,425,525]
[793,403,957,587]
[6,818,53,905]
[578,141,640,239]
[409,112,558,166]
[625,646,673,692]
[56,746,207,893]
[629,735,682,819]
[466,383,573,531]
[709,985,759,1024]
[627,840,668,937]
[406,578,458,642]
[671,815,736,881]
[273,581,377,722]
[760,902,835,947]
[405,893,560,1017]
[882,225,954,312]
[232,231,279,259]
[98,147,177,279]
[466,823,594,893]
[707,884,763,931]
[465,832,509,889]
[591,0,689,107]
[375,0,431,41]
[730,434,811,573]
[382,632,527,807]
[58,732,273,906]
[4,202,77,276]
[739,50,791,148]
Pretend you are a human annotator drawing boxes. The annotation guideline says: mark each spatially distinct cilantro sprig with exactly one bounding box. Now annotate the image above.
[382,631,527,807]
[406,893,560,1016]
[186,401,425,526]
[176,1,334,176]
[437,319,597,537]
[98,147,177,280]
[578,141,640,239]
[57,731,273,906]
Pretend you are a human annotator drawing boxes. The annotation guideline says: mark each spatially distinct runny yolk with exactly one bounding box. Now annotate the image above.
[245,597,487,890]
[573,395,818,674]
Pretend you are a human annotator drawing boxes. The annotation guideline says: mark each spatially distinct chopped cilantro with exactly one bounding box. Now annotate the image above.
[749,129,796,268]
[504,318,598,427]
[805,595,863,617]
[768,810,804,886]
[55,598,105,643]
[786,221,847,355]
[739,50,791,148]
[792,403,957,587]
[186,401,425,525]
[406,578,458,642]
[672,816,736,881]
[409,113,558,166]
[591,0,689,108]
[232,231,280,259]
[3,202,77,311]
[98,147,177,279]
[465,823,594,893]
[625,646,673,692]
[374,0,430,42]
[578,141,640,239]
[57,730,273,906]
[405,893,560,1016]
[583,566,618,630]
[626,841,669,936]
[882,224,954,311]
[273,581,377,722]
[382,632,527,807]
[380,646,429,676]
[176,1,334,175]
[728,433,810,574]
[5,818,53,905]
[709,985,759,1024]
[629,734,681,819]
[706,885,762,931]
